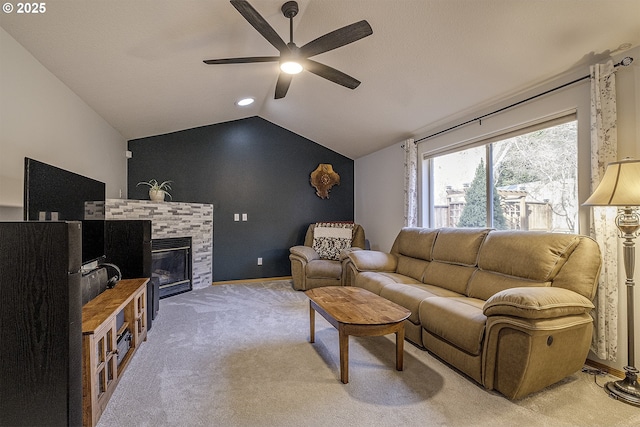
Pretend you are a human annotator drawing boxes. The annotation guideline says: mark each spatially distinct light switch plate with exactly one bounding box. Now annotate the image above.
[242,213,248,221]
[234,213,240,221]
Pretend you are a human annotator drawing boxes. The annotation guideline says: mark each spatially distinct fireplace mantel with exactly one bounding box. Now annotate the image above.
[105,199,213,289]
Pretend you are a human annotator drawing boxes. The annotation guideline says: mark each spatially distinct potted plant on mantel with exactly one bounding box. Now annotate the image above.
[137,179,173,202]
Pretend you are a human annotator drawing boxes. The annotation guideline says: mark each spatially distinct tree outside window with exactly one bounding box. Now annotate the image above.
[457,158,506,229]
[430,120,577,232]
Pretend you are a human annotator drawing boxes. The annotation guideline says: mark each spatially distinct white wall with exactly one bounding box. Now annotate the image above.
[0,28,127,220]
[354,141,405,251]
[355,46,640,373]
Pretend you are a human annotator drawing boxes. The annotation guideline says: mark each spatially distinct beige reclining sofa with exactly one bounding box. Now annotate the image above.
[345,227,601,399]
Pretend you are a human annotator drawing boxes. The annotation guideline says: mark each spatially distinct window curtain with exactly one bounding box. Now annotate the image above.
[403,138,418,227]
[589,60,618,361]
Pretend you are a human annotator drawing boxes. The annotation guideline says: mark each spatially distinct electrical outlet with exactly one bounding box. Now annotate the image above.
[242,213,248,221]
[257,257,263,265]
[234,213,240,221]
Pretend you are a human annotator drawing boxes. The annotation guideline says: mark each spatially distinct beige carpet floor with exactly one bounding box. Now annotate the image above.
[96,280,639,427]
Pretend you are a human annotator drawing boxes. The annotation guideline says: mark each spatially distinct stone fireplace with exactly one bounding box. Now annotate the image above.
[106,199,213,290]
[152,237,192,298]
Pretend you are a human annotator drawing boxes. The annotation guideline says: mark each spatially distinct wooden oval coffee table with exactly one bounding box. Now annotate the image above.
[305,286,411,384]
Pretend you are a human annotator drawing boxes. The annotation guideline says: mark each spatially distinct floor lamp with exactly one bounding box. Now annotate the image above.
[583,158,640,406]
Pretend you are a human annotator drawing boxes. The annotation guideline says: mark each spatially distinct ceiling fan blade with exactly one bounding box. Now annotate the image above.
[299,20,373,58]
[274,72,293,99]
[230,0,288,53]
[304,60,361,90]
[203,56,279,65]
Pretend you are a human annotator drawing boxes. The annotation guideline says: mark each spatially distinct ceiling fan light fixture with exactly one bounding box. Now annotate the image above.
[236,97,255,106]
[204,1,373,98]
[280,61,303,75]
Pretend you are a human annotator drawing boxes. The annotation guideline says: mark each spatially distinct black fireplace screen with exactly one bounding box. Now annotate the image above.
[151,237,192,298]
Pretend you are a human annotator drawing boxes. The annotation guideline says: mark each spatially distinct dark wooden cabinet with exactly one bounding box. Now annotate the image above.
[0,221,83,427]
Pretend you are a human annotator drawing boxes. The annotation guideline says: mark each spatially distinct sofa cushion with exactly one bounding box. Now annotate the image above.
[380,283,463,324]
[477,231,580,281]
[467,270,551,301]
[420,297,487,356]
[551,236,602,300]
[354,271,422,295]
[394,227,438,260]
[396,255,430,281]
[432,228,490,266]
[483,287,594,319]
[306,259,342,279]
[312,222,354,261]
[423,261,476,294]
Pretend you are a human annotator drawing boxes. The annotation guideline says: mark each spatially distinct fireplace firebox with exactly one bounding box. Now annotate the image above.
[151,237,192,298]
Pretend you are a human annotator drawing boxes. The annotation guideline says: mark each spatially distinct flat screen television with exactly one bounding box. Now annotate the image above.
[24,157,106,267]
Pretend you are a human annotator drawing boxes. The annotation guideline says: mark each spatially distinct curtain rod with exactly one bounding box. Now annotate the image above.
[415,56,634,144]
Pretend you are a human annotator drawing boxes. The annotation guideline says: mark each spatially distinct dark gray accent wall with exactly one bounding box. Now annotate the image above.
[127,116,354,282]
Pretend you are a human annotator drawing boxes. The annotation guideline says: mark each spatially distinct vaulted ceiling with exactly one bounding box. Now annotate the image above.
[1,0,638,159]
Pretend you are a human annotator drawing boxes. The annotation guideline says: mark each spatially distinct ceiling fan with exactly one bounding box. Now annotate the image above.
[203,0,373,99]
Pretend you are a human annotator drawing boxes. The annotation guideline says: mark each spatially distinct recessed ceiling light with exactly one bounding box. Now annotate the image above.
[236,97,255,106]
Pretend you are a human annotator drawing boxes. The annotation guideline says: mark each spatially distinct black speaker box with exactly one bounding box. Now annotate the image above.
[105,220,152,279]
[105,220,158,328]
[0,221,82,427]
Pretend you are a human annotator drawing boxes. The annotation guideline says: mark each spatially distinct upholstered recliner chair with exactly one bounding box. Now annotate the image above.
[289,223,366,291]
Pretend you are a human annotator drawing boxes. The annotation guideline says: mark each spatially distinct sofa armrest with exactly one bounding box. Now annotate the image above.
[289,246,320,263]
[339,247,362,261]
[483,287,594,320]
[347,250,398,272]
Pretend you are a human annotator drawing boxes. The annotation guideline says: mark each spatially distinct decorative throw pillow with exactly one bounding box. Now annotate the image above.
[312,222,354,260]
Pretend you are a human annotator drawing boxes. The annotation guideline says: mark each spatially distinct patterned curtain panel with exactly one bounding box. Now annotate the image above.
[404,138,418,227]
[589,60,618,361]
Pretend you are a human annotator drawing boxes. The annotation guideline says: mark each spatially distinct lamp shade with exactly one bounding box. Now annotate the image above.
[583,159,640,206]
